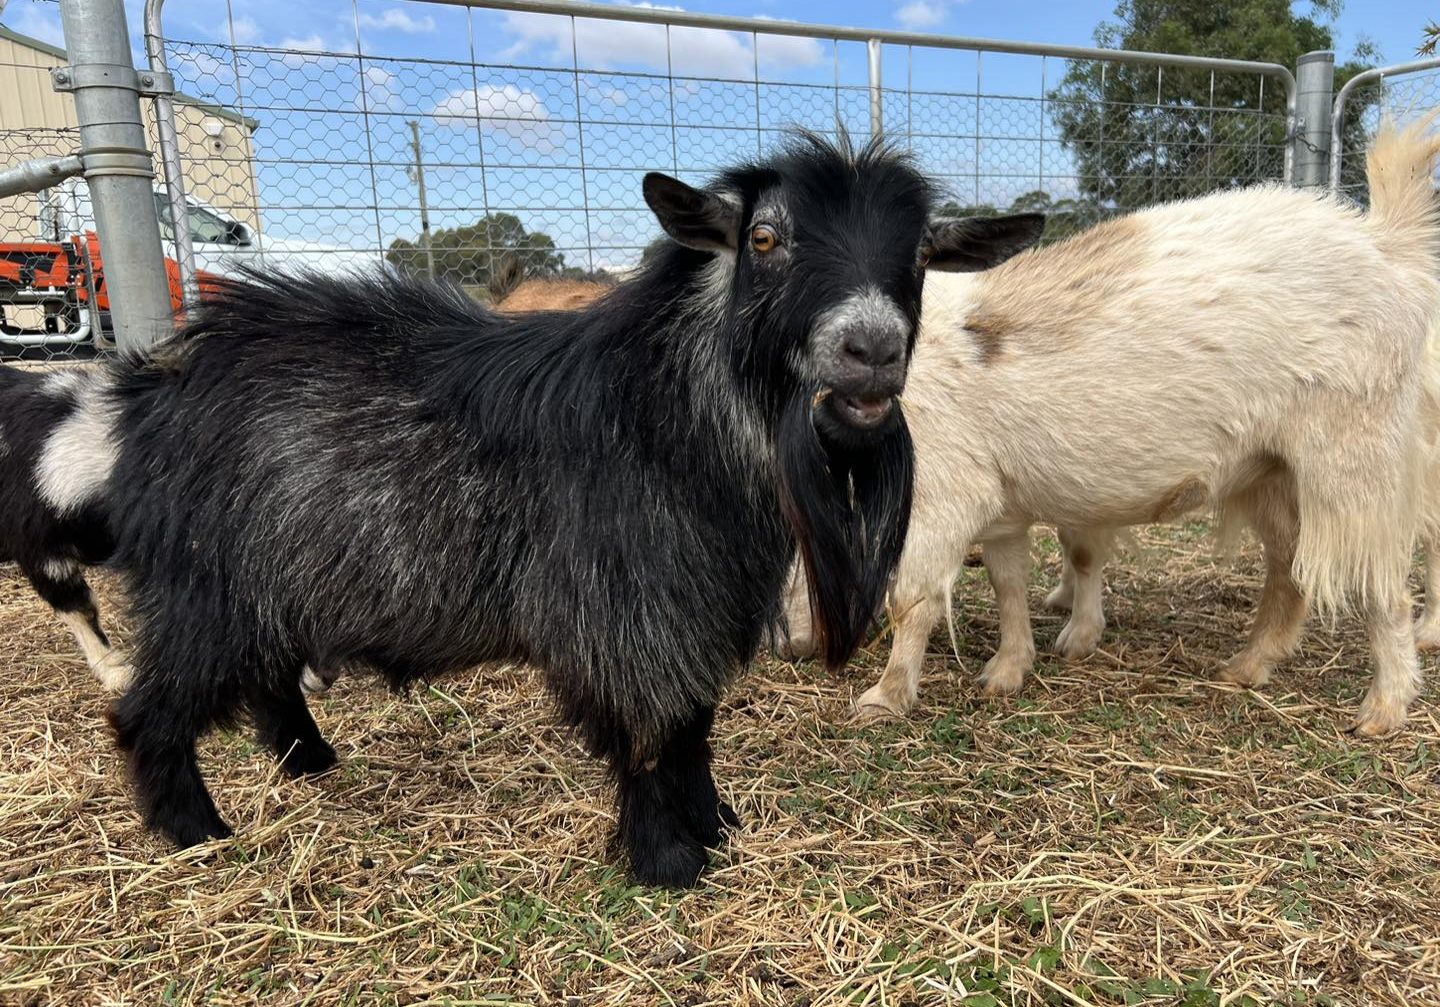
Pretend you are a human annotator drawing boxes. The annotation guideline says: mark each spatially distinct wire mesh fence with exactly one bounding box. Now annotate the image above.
[1333,63,1440,202]
[145,1,1291,302]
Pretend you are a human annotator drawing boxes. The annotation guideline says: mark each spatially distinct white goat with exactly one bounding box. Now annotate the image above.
[781,119,1440,736]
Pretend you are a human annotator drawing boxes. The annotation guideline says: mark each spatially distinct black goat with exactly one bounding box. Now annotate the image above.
[0,365,128,691]
[92,135,1041,886]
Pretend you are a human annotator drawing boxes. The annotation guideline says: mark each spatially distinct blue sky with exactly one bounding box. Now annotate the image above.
[1,0,1432,268]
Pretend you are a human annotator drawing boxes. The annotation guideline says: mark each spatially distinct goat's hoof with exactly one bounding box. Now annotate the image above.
[1414,622,1440,653]
[773,638,816,662]
[300,665,341,695]
[279,739,339,778]
[853,684,912,721]
[1350,701,1407,738]
[1216,658,1271,688]
[977,654,1028,697]
[1054,620,1103,659]
[1043,586,1074,612]
[93,660,135,694]
[629,837,708,889]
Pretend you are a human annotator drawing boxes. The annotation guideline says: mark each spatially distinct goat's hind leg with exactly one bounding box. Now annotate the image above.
[1218,484,1307,689]
[1414,538,1440,651]
[251,674,337,777]
[109,652,235,847]
[23,557,132,692]
[1053,527,1114,659]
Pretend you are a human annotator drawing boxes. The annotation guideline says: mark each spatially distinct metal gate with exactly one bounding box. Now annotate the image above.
[1331,56,1440,198]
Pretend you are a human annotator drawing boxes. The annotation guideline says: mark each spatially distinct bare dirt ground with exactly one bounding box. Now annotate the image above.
[2,524,1437,1006]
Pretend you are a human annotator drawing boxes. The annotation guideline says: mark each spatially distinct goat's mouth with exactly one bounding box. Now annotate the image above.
[814,388,896,431]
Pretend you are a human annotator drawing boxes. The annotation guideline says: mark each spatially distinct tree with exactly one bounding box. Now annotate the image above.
[1049,0,1379,209]
[387,212,565,287]
[937,190,1105,244]
[1420,20,1440,56]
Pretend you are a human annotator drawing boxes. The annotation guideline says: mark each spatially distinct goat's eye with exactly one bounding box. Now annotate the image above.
[750,225,779,254]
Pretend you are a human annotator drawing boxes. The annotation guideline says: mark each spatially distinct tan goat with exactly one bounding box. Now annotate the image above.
[780,119,1440,736]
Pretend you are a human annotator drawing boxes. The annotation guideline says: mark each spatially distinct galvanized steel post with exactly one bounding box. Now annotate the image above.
[144,0,197,309]
[1292,50,1334,187]
[867,38,883,136]
[58,0,175,352]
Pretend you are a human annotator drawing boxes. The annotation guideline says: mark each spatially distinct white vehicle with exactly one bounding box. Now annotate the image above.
[38,179,381,278]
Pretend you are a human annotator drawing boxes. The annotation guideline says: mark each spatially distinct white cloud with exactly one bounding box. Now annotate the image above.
[361,65,400,112]
[499,2,823,79]
[895,0,950,30]
[279,34,329,52]
[432,85,568,154]
[5,3,65,48]
[218,16,262,45]
[357,8,437,34]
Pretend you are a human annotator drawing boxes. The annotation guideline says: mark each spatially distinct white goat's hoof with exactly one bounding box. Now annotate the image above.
[1054,619,1103,659]
[853,683,914,721]
[1043,585,1074,612]
[1350,694,1410,737]
[977,653,1029,697]
[1414,620,1440,653]
[1217,656,1272,689]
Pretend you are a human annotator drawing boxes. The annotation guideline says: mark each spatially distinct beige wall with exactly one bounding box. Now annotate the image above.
[0,30,260,243]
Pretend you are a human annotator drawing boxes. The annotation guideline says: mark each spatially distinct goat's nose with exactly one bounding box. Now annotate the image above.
[841,331,901,369]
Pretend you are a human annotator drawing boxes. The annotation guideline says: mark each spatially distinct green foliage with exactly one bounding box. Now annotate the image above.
[386,212,565,286]
[938,189,1105,243]
[1048,0,1380,209]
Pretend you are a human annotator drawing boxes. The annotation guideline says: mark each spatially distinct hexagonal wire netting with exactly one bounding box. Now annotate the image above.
[142,1,1291,302]
[1333,64,1440,202]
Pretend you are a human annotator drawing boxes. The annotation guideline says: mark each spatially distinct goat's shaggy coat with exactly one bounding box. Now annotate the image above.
[0,365,129,691]
[780,120,1440,736]
[87,137,1032,886]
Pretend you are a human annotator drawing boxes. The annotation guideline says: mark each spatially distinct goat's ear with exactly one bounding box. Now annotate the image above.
[924,213,1046,272]
[643,173,740,254]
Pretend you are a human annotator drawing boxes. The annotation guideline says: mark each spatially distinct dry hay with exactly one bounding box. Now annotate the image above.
[2,524,1437,1006]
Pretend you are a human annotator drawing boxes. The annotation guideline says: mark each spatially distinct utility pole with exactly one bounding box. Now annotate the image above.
[408,120,435,280]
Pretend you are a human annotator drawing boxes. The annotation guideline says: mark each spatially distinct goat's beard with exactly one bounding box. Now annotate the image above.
[775,390,915,669]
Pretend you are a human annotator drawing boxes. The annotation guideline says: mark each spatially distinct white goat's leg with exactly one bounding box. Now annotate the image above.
[976,531,1036,696]
[771,560,818,661]
[1219,486,1307,689]
[1043,527,1077,612]
[855,590,945,719]
[1054,527,1113,659]
[1414,539,1440,652]
[1354,595,1421,737]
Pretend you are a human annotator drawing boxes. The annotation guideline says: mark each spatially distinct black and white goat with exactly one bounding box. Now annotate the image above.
[0,365,129,691]
[66,135,1040,886]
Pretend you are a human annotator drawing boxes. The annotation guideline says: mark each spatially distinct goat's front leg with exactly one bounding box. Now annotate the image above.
[855,590,945,719]
[1054,527,1113,659]
[614,705,736,888]
[976,530,1036,696]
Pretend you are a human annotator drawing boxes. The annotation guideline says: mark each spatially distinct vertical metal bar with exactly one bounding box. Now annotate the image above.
[753,31,762,156]
[142,0,196,308]
[906,45,913,145]
[1038,55,1046,193]
[666,24,678,176]
[1293,49,1335,187]
[409,120,435,280]
[1151,66,1162,204]
[223,0,260,242]
[570,16,594,272]
[1206,69,1215,193]
[973,50,982,205]
[467,8,494,284]
[58,0,175,353]
[832,38,840,136]
[867,38,883,136]
[351,0,384,268]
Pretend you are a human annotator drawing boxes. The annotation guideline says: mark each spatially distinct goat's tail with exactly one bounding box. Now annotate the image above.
[1365,114,1440,273]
